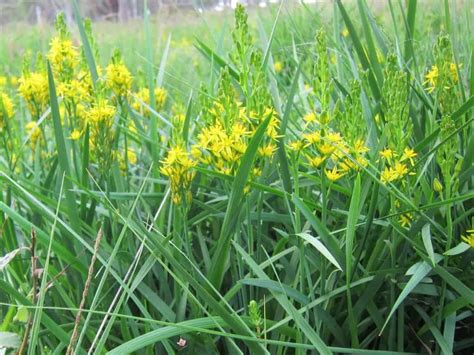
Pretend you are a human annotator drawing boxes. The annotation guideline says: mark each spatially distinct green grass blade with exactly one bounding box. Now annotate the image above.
[404,0,417,64]
[296,232,342,271]
[47,62,81,233]
[72,0,98,86]
[156,34,171,88]
[194,37,239,80]
[239,279,309,305]
[336,0,381,100]
[380,258,439,334]
[293,195,344,268]
[345,174,362,280]
[421,224,436,265]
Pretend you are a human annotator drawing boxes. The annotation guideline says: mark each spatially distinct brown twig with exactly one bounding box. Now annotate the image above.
[17,229,37,355]
[66,227,103,355]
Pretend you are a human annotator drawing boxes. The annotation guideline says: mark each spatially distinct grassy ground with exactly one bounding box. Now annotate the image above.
[0,1,473,354]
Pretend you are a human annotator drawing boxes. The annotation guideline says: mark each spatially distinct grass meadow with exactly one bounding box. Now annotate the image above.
[0,0,473,354]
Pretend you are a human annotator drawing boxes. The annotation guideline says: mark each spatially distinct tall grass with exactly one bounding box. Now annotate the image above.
[0,1,473,354]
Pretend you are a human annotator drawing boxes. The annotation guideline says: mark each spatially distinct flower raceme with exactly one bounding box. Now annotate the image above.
[47,37,79,78]
[0,92,14,129]
[106,63,132,97]
[160,144,196,205]
[424,62,460,93]
[88,99,117,173]
[18,72,49,117]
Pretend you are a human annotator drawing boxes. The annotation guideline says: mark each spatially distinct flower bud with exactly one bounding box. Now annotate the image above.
[433,177,443,192]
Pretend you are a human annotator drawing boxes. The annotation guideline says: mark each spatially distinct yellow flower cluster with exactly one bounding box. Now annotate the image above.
[106,62,133,97]
[88,99,117,171]
[160,144,196,204]
[379,147,417,184]
[292,112,369,182]
[0,92,14,130]
[424,62,459,93]
[192,102,279,178]
[88,99,116,126]
[57,79,90,103]
[47,37,79,77]
[18,72,49,117]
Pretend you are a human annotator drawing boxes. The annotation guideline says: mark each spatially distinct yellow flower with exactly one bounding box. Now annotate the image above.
[461,229,474,247]
[258,143,276,157]
[353,140,369,155]
[265,114,280,140]
[0,76,7,87]
[325,132,342,144]
[379,148,396,161]
[252,167,262,177]
[288,140,305,151]
[303,112,318,123]
[318,142,335,156]
[342,28,349,37]
[401,148,417,166]
[449,63,459,83]
[325,166,345,182]
[106,62,133,97]
[424,65,438,93]
[274,61,283,73]
[380,167,396,184]
[339,159,353,172]
[399,213,413,228]
[355,155,368,169]
[69,129,82,140]
[393,162,409,179]
[303,131,321,145]
[307,155,325,168]
[127,148,138,165]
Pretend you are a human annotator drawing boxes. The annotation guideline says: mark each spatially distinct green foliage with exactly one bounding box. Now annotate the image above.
[0,2,473,354]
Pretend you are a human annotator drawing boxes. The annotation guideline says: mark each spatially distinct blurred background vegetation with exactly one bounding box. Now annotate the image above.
[1,0,471,110]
